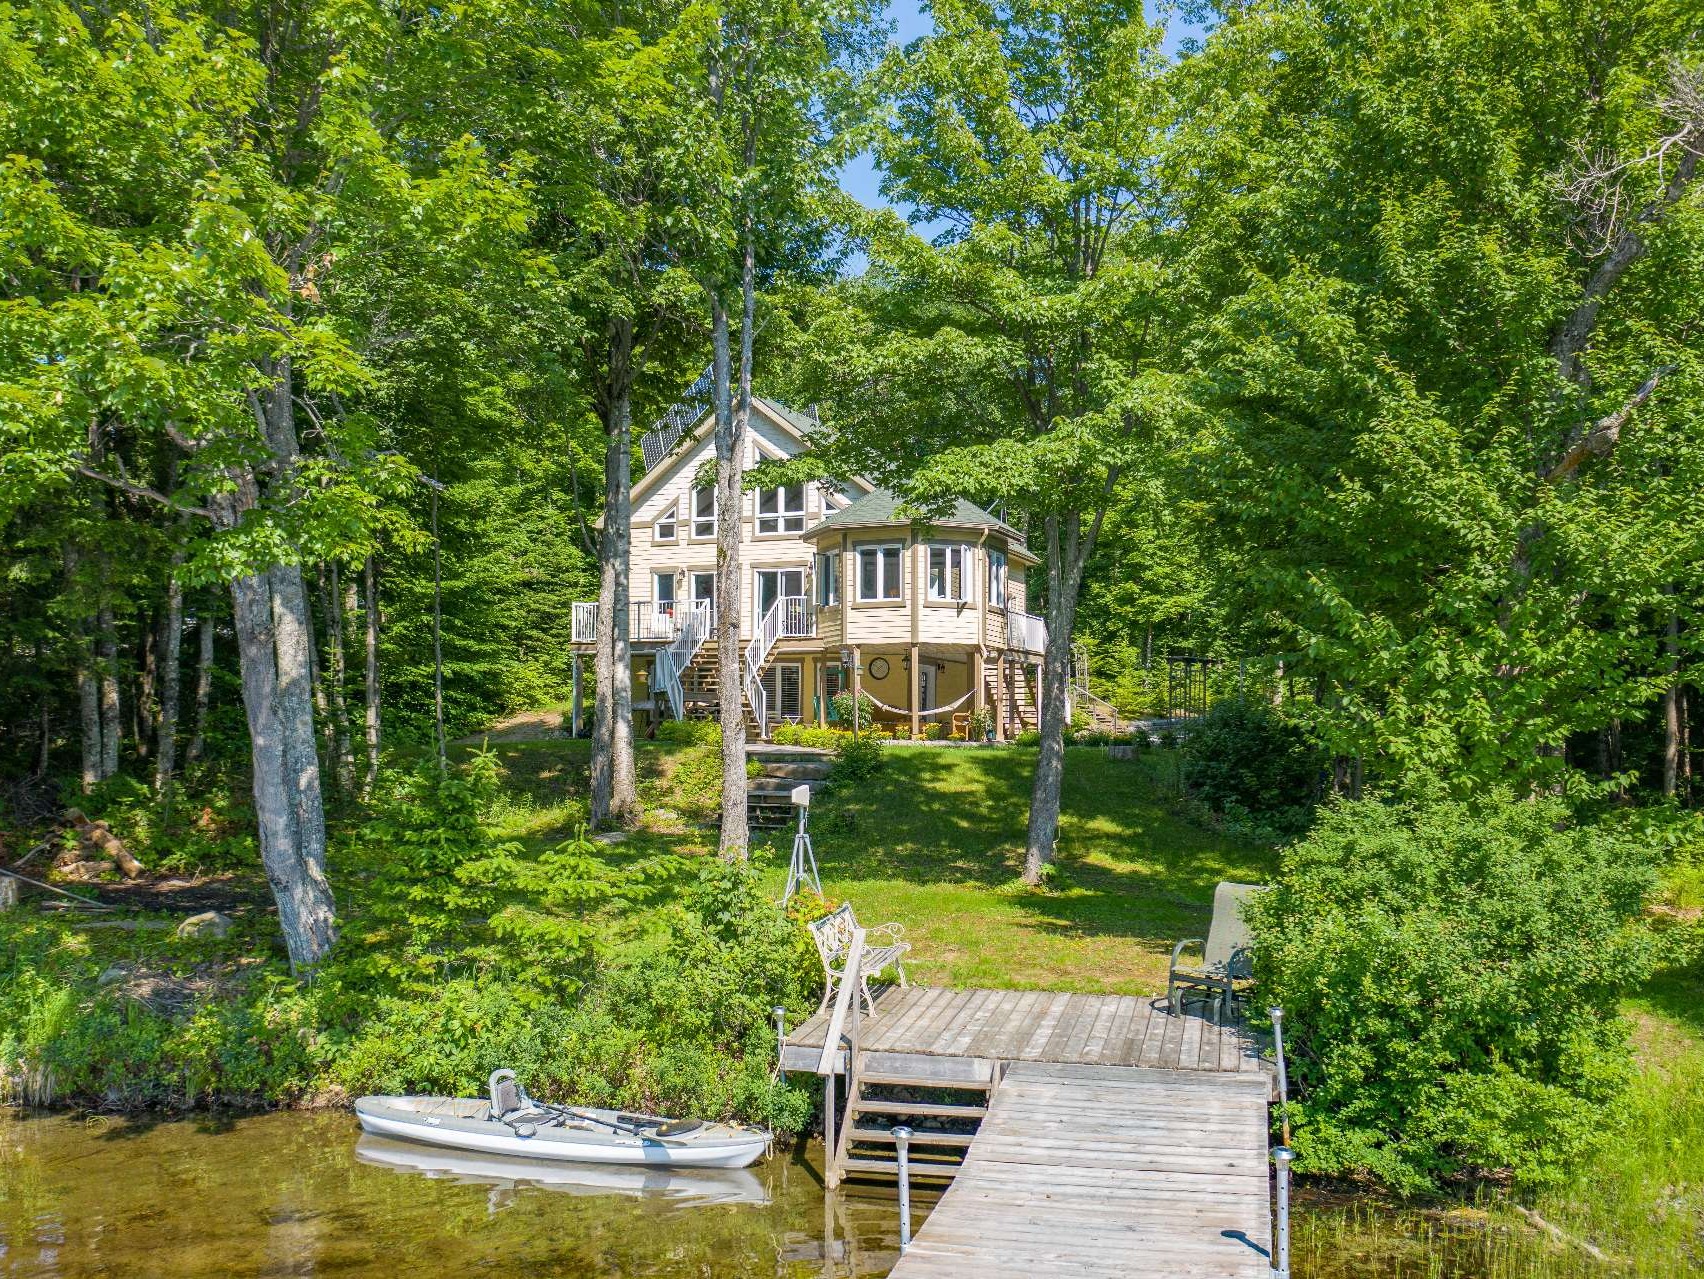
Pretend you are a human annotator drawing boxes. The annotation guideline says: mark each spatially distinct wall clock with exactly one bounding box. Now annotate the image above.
[868,657,890,680]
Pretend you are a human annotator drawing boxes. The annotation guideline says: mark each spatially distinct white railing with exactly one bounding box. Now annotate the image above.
[1069,642,1120,731]
[1005,607,1047,654]
[742,595,815,738]
[655,600,714,721]
[571,601,599,644]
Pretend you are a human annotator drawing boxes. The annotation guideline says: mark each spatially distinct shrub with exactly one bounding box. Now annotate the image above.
[1014,729,1041,747]
[772,723,846,749]
[968,707,994,740]
[831,731,886,784]
[828,689,876,728]
[656,718,721,746]
[1251,794,1663,1191]
[921,722,945,741]
[1182,698,1321,835]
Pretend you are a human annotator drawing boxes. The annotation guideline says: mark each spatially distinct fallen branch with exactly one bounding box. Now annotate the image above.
[0,865,114,910]
[1510,1203,1610,1263]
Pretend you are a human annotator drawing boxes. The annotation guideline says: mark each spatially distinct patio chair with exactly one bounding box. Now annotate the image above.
[1167,881,1268,1025]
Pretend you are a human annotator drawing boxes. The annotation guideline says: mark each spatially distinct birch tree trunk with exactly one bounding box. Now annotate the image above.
[712,290,749,856]
[65,544,102,793]
[1663,595,1681,798]
[96,594,120,779]
[429,478,447,768]
[326,562,356,794]
[153,554,184,803]
[187,610,214,766]
[362,554,382,797]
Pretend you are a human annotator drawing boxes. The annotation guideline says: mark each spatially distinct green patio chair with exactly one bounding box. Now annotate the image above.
[1167,881,1267,1025]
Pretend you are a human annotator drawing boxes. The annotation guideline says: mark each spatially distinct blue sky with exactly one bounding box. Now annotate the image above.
[837,0,1209,236]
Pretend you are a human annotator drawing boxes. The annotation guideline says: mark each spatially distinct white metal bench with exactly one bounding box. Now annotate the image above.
[809,902,909,1015]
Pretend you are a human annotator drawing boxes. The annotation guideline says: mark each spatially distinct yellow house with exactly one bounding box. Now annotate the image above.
[569,395,1046,740]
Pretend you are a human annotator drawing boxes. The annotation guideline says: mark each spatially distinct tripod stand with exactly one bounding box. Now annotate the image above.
[782,784,821,903]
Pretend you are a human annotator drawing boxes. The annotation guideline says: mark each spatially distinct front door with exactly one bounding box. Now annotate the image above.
[918,663,937,712]
[690,571,715,622]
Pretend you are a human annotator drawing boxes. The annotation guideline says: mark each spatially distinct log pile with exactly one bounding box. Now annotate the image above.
[56,809,147,881]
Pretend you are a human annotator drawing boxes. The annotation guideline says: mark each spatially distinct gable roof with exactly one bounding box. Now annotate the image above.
[803,488,1037,562]
[626,395,872,510]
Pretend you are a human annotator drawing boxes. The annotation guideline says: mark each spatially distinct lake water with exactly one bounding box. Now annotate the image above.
[0,1110,919,1277]
[0,1110,1624,1278]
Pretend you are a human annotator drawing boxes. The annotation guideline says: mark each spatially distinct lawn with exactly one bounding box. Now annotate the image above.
[468,737,1277,995]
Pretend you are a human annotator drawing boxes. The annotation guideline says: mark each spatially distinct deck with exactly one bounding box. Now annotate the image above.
[889,1061,1274,1279]
[780,985,1270,1079]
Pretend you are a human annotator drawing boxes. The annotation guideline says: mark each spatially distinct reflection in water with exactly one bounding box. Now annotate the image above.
[0,1110,917,1278]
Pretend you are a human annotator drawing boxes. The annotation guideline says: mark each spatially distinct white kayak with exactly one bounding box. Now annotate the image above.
[354,1072,771,1171]
[354,1134,769,1203]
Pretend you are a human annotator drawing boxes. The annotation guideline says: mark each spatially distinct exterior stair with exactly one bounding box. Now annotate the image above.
[746,745,833,828]
[982,657,1039,734]
[832,1051,994,1184]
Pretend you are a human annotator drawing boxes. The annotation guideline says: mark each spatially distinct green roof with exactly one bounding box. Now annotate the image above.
[809,488,1022,541]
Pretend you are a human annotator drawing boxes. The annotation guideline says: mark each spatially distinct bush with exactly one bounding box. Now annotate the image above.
[921,722,944,741]
[828,689,876,728]
[1182,698,1321,834]
[831,731,886,784]
[1251,794,1663,1191]
[1014,729,1041,747]
[656,718,721,746]
[968,707,994,740]
[772,723,846,749]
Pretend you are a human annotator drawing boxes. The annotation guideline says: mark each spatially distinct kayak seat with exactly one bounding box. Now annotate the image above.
[491,1070,525,1120]
[655,1119,704,1138]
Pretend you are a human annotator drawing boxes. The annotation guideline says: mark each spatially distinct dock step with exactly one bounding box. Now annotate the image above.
[847,1126,975,1146]
[839,1156,963,1180]
[849,1099,987,1118]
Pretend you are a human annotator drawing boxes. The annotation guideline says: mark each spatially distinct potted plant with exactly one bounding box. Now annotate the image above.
[968,707,995,742]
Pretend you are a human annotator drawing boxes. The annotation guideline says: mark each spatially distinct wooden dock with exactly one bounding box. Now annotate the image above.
[781,985,1275,1276]
[889,1061,1274,1278]
[781,986,1269,1077]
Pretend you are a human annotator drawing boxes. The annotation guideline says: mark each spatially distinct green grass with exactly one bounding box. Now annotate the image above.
[466,737,1274,995]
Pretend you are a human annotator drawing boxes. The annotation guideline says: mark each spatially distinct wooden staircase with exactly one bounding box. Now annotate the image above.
[832,1051,994,1185]
[982,657,1039,734]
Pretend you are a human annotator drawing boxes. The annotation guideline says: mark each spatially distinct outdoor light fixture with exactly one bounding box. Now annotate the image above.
[839,647,853,668]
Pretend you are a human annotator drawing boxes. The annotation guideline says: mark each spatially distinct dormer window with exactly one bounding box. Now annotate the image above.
[756,483,806,534]
[654,503,678,542]
[692,487,716,538]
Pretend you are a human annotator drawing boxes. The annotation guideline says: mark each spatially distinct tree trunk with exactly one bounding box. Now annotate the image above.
[1663,595,1681,798]
[362,554,382,797]
[187,609,214,765]
[590,322,640,828]
[430,477,448,767]
[153,555,184,804]
[64,544,102,792]
[326,562,356,795]
[135,608,154,760]
[1023,508,1096,883]
[228,568,337,970]
[96,595,120,779]
[713,289,749,856]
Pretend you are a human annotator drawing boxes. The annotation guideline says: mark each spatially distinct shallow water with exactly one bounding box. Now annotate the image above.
[0,1110,1643,1278]
[0,1109,922,1277]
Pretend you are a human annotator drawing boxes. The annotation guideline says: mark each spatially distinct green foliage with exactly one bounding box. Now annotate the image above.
[772,722,848,749]
[1014,729,1041,747]
[830,731,886,784]
[655,719,722,746]
[1182,699,1323,837]
[1253,795,1665,1191]
[827,689,876,726]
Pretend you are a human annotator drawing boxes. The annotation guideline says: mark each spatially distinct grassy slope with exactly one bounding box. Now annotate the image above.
[474,739,1276,995]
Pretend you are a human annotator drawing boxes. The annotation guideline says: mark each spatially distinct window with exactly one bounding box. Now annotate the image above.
[928,544,970,602]
[756,483,806,534]
[816,552,839,606]
[653,572,676,616]
[988,549,1008,609]
[654,503,677,542]
[857,544,902,601]
[691,487,716,538]
[824,665,844,701]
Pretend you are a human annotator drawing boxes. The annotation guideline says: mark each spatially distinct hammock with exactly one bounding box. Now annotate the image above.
[858,686,976,719]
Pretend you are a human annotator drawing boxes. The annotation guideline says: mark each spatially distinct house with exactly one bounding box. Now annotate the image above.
[568,394,1047,740]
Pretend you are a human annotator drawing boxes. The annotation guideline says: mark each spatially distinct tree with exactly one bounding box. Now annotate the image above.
[1180,0,1704,795]
[0,1,530,967]
[799,0,1187,879]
